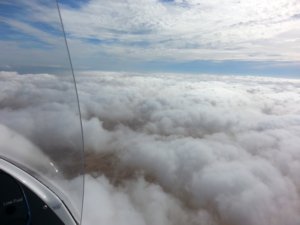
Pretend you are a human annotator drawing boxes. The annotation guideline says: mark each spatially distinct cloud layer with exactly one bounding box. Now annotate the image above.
[61,0,300,61]
[77,72,300,225]
[1,0,300,71]
[1,71,300,225]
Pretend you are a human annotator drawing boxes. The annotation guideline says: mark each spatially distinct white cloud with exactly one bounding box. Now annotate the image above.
[78,71,300,225]
[1,71,300,224]
[2,0,299,70]
[55,0,300,61]
[0,123,51,172]
[81,175,211,225]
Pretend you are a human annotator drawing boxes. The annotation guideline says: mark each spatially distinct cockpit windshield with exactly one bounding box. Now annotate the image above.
[1,1,300,225]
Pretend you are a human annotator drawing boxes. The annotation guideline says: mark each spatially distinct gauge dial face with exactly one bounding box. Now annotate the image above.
[0,171,28,225]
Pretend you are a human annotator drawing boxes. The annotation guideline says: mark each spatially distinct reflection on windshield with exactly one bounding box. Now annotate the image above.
[0,0,84,223]
[0,72,83,176]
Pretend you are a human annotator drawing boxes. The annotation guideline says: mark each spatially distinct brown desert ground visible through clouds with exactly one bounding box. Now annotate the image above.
[1,71,300,225]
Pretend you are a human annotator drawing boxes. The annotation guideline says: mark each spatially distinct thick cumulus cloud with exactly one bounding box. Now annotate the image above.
[1,71,300,225]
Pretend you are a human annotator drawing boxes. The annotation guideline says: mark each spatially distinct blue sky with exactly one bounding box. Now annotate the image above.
[0,0,299,77]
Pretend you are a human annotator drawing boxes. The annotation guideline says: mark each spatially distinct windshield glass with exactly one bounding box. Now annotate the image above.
[0,0,84,222]
[2,1,300,225]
